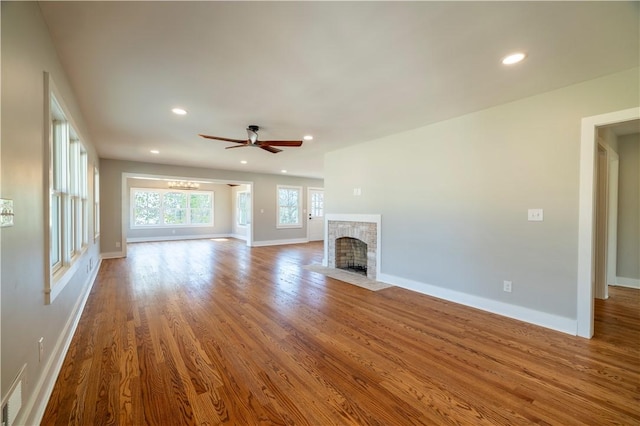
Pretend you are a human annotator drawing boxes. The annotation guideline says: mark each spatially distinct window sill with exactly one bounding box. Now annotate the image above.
[47,246,88,304]
[276,224,303,229]
[130,224,214,230]
[48,259,81,304]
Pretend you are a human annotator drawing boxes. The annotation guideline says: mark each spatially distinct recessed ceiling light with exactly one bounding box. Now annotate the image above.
[171,107,187,115]
[303,135,313,141]
[502,52,526,65]
[240,160,247,164]
[150,150,160,154]
[281,169,287,173]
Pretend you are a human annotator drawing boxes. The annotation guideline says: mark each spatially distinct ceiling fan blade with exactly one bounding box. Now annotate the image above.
[259,145,282,154]
[260,140,303,147]
[225,144,250,149]
[199,134,247,144]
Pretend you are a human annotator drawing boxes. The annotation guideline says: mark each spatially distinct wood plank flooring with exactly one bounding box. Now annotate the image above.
[42,239,640,425]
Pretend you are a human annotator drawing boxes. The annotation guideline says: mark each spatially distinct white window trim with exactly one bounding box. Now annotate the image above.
[236,190,250,228]
[276,185,303,229]
[93,164,100,241]
[45,73,90,304]
[130,187,214,229]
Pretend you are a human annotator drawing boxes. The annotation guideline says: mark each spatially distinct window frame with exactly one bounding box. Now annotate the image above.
[45,74,90,304]
[276,185,303,229]
[93,164,100,241]
[236,190,251,227]
[130,187,214,229]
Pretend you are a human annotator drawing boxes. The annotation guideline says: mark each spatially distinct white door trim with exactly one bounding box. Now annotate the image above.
[606,150,619,288]
[577,107,639,338]
[306,187,324,241]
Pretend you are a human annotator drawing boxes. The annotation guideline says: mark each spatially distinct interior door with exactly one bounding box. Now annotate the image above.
[307,188,324,241]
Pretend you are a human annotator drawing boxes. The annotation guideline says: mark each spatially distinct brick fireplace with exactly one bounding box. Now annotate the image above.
[324,214,381,281]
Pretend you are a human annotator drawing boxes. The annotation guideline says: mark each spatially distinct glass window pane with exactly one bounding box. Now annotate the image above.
[51,194,61,267]
[190,208,211,224]
[134,190,161,225]
[237,192,250,226]
[164,192,187,225]
[278,187,301,226]
[311,192,323,217]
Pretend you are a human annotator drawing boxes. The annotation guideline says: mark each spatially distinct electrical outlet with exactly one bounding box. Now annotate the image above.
[38,338,44,363]
[503,280,512,293]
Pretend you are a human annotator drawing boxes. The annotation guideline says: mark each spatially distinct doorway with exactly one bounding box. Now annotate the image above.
[307,187,324,241]
[577,107,640,338]
[119,173,254,258]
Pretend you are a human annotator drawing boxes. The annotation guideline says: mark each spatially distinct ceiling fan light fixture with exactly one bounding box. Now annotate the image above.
[502,52,526,65]
[171,107,187,115]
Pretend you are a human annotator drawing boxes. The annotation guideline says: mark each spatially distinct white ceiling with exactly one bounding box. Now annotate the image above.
[39,1,639,179]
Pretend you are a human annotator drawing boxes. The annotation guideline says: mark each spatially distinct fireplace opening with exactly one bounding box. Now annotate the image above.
[335,237,368,276]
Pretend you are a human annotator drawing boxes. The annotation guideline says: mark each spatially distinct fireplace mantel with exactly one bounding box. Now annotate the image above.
[323,214,381,280]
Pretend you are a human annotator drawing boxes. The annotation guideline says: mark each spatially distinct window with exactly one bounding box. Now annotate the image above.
[190,193,213,225]
[48,89,89,303]
[311,190,324,217]
[163,192,187,225]
[94,165,100,240]
[277,185,302,228]
[236,191,250,226]
[131,188,213,227]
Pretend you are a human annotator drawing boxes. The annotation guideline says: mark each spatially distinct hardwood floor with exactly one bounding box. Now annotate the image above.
[42,239,640,425]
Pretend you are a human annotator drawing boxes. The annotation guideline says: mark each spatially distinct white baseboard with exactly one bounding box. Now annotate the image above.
[126,233,230,243]
[616,276,640,289]
[251,238,309,247]
[101,251,125,259]
[378,272,577,336]
[229,233,247,241]
[20,258,102,426]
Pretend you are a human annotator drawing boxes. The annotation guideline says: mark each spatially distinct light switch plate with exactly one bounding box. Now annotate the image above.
[528,208,543,222]
[0,198,14,227]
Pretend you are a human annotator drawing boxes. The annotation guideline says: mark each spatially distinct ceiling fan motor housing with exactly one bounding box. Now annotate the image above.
[247,125,259,132]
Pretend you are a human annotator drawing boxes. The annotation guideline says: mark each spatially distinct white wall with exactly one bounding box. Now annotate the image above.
[325,68,639,332]
[1,2,101,423]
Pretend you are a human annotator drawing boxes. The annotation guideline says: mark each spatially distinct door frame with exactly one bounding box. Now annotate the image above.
[577,107,639,338]
[594,143,608,300]
[606,149,619,289]
[306,187,324,241]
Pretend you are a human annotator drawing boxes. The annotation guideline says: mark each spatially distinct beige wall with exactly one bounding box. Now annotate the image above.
[100,159,323,253]
[126,178,232,241]
[325,67,639,323]
[617,133,640,280]
[1,1,101,418]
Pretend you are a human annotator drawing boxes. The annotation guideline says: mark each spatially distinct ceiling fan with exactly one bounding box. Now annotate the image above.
[199,125,303,154]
